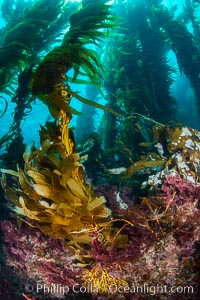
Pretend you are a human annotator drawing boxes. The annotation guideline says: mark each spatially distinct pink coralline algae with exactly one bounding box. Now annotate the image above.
[93,178,200,299]
[161,174,200,203]
[0,220,83,299]
[1,176,200,300]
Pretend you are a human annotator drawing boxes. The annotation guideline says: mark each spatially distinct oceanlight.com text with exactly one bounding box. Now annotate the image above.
[108,283,194,295]
[24,282,194,296]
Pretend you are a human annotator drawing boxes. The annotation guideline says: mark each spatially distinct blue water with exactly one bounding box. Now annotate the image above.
[0,0,200,149]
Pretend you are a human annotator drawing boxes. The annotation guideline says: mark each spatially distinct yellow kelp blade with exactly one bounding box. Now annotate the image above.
[124,159,166,179]
[70,90,121,116]
[0,169,19,177]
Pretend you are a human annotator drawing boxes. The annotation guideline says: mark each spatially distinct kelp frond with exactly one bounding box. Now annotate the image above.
[62,0,115,46]
[1,117,111,246]
[0,96,8,118]
[0,0,77,92]
[30,0,117,118]
[69,90,121,116]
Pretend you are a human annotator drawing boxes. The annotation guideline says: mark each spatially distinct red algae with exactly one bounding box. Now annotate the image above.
[1,175,200,299]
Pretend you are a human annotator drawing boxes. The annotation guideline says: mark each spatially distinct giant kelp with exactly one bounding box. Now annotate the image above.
[0,0,78,92]
[152,3,200,113]
[183,0,200,42]
[103,0,176,154]
[1,0,119,248]
[30,0,119,118]
[102,0,200,158]
[0,0,79,169]
[102,0,200,172]
[1,120,111,247]
[122,119,200,189]
[1,2,200,298]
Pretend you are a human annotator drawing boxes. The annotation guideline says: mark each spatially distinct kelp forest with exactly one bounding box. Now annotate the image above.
[0,0,200,299]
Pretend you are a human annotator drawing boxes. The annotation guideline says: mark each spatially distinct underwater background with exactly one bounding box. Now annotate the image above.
[0,0,200,299]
